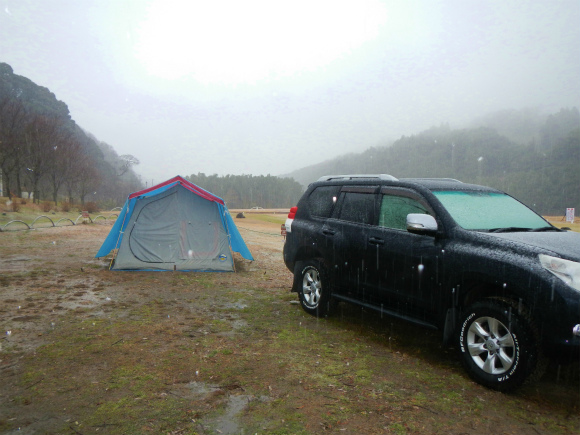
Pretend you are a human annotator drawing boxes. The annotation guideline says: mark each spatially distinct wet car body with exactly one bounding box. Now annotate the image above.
[440,228,580,350]
[283,175,580,390]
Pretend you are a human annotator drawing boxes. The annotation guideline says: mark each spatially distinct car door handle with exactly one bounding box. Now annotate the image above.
[368,237,384,245]
[322,229,336,236]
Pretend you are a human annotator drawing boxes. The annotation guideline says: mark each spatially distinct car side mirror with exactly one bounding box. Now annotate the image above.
[407,213,438,235]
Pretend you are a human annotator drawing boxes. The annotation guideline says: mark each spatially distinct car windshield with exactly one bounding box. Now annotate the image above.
[432,190,549,231]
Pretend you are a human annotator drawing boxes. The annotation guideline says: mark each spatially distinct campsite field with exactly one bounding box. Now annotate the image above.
[0,210,579,435]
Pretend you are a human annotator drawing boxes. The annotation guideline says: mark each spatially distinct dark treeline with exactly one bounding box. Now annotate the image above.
[0,62,142,208]
[287,108,579,215]
[185,173,303,209]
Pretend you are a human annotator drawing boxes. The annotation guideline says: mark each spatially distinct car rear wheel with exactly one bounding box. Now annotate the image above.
[458,298,542,391]
[297,260,332,317]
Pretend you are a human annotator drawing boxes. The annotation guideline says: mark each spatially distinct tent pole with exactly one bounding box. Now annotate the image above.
[109,203,131,270]
[221,205,236,272]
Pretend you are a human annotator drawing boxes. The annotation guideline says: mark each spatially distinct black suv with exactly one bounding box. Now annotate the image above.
[283,175,580,391]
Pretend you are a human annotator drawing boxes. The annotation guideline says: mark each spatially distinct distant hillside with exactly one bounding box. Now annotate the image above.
[282,109,580,215]
[0,62,142,206]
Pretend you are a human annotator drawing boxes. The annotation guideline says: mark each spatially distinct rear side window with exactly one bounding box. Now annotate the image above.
[379,195,430,230]
[307,186,341,218]
[339,192,376,225]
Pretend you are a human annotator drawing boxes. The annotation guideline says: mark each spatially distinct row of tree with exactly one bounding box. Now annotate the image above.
[287,108,579,215]
[185,173,303,209]
[0,98,93,204]
[0,63,142,207]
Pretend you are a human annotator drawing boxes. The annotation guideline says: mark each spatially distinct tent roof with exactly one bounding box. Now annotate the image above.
[129,175,224,204]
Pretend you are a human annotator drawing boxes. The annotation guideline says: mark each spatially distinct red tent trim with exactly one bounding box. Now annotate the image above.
[128,175,224,205]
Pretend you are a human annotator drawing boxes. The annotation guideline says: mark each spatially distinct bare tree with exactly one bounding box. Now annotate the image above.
[118,154,140,176]
[0,97,27,198]
[46,132,79,205]
[77,160,100,206]
[64,141,100,206]
[22,115,65,203]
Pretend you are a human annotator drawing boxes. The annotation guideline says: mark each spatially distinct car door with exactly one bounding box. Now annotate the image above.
[322,186,378,300]
[364,187,442,323]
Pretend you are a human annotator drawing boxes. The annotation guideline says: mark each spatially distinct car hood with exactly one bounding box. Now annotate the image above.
[485,231,580,261]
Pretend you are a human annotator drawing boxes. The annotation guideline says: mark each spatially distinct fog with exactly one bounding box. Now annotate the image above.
[1,0,578,183]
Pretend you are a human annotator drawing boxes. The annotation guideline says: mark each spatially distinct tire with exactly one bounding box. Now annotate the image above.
[296,260,332,317]
[457,299,542,392]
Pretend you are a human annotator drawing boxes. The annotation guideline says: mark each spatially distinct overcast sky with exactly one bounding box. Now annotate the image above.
[1,0,579,184]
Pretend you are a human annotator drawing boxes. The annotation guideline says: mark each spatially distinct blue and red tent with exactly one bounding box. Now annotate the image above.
[96,176,253,271]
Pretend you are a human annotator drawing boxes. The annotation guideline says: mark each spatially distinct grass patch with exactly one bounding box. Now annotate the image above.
[246,213,286,225]
[0,218,578,434]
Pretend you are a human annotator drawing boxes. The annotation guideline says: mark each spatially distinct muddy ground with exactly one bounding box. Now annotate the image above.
[0,214,579,434]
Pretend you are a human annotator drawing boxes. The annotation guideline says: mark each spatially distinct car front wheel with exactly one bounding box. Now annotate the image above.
[458,299,542,391]
[297,260,332,317]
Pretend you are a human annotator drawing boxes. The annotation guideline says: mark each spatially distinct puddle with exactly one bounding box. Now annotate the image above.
[222,301,248,310]
[213,394,250,434]
[171,381,270,434]
[216,318,247,335]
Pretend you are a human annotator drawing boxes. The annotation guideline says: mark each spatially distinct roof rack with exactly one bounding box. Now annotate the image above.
[317,174,399,182]
[402,178,463,183]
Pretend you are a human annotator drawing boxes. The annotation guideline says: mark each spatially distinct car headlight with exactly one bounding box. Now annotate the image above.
[539,254,580,292]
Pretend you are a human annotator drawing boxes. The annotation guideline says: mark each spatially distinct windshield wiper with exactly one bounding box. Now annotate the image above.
[529,226,563,232]
[488,226,563,233]
[488,227,533,233]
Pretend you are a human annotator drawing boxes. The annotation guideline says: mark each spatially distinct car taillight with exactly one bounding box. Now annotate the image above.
[285,206,297,235]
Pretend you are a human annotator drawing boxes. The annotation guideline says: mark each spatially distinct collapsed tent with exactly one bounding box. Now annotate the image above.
[95,176,253,271]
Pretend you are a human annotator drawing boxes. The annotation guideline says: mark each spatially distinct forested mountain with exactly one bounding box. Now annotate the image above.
[3,61,578,215]
[185,173,303,209]
[0,62,142,207]
[285,108,579,215]
[1,62,303,210]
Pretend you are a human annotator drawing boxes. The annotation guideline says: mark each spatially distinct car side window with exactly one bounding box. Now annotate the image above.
[379,194,430,230]
[339,192,375,225]
[308,186,341,218]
